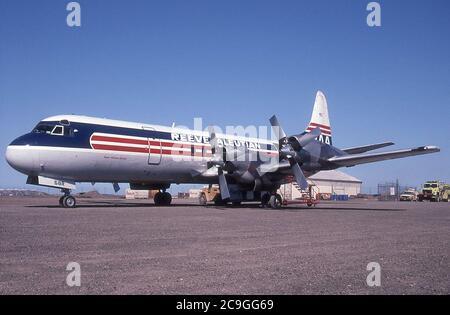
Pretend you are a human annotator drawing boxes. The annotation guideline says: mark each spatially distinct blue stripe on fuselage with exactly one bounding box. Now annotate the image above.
[10,121,172,149]
[11,121,276,151]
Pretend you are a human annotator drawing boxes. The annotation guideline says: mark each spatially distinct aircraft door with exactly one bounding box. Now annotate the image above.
[143,127,162,165]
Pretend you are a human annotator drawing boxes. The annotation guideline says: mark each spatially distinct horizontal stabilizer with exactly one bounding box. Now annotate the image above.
[342,142,394,154]
[328,146,440,167]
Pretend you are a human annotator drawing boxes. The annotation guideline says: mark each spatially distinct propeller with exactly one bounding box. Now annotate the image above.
[207,126,231,200]
[269,115,321,190]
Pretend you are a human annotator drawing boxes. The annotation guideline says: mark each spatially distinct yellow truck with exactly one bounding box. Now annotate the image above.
[418,181,450,202]
[198,185,223,205]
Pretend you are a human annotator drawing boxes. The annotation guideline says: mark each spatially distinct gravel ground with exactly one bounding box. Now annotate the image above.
[0,197,449,294]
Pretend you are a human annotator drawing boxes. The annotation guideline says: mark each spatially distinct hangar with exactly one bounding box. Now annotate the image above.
[279,170,362,200]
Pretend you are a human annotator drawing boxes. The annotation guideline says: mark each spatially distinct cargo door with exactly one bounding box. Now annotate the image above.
[143,127,162,165]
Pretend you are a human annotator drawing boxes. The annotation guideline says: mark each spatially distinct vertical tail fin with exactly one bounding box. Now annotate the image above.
[305,90,332,145]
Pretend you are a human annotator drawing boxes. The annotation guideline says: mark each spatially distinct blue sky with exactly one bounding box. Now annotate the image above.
[0,0,449,194]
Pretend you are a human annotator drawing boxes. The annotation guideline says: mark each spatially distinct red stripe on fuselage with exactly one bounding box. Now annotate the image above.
[90,134,278,157]
[91,143,205,156]
[91,135,211,149]
[91,135,148,145]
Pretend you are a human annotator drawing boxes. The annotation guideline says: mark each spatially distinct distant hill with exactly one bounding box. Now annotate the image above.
[0,189,50,197]
[76,190,122,199]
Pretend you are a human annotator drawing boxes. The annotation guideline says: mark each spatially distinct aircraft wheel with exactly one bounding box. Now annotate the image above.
[199,193,207,206]
[62,195,76,208]
[214,197,227,206]
[162,192,172,206]
[155,192,172,206]
[154,192,163,206]
[232,201,242,207]
[269,194,283,209]
[261,193,271,208]
[59,196,65,207]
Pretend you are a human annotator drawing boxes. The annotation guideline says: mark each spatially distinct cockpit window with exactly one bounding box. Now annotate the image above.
[32,123,54,134]
[33,122,76,137]
[51,125,64,136]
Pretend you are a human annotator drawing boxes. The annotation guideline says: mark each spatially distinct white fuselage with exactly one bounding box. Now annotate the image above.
[6,115,280,185]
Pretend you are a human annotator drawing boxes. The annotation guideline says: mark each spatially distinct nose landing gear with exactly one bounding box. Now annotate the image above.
[59,189,77,208]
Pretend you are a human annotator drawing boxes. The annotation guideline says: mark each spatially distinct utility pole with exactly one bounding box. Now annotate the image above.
[396,179,399,201]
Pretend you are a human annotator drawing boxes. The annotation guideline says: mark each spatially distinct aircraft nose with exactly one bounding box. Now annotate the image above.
[5,145,37,175]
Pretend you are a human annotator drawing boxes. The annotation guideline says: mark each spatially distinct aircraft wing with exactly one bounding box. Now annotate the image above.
[342,142,394,154]
[327,146,440,167]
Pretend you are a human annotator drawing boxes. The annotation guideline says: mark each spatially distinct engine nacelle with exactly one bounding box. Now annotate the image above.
[226,163,279,192]
[251,178,278,192]
[130,183,170,190]
[287,134,305,151]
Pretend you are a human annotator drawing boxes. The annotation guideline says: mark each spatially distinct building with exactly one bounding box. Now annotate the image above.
[188,189,202,199]
[279,170,362,200]
[125,189,159,199]
[309,170,362,196]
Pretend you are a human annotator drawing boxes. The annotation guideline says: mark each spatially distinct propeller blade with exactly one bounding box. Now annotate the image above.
[269,115,287,140]
[218,169,231,200]
[290,161,308,190]
[297,127,321,147]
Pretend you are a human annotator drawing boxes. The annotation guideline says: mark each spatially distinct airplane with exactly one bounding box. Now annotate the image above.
[5,91,440,208]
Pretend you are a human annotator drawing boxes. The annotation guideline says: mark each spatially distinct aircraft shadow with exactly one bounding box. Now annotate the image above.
[276,206,406,212]
[199,204,406,212]
[26,200,406,212]
[26,200,195,209]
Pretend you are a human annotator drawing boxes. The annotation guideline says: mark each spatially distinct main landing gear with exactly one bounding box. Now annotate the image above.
[59,190,77,208]
[261,193,283,209]
[154,191,172,206]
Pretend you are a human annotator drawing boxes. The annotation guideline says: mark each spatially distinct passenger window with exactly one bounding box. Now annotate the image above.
[51,125,64,136]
